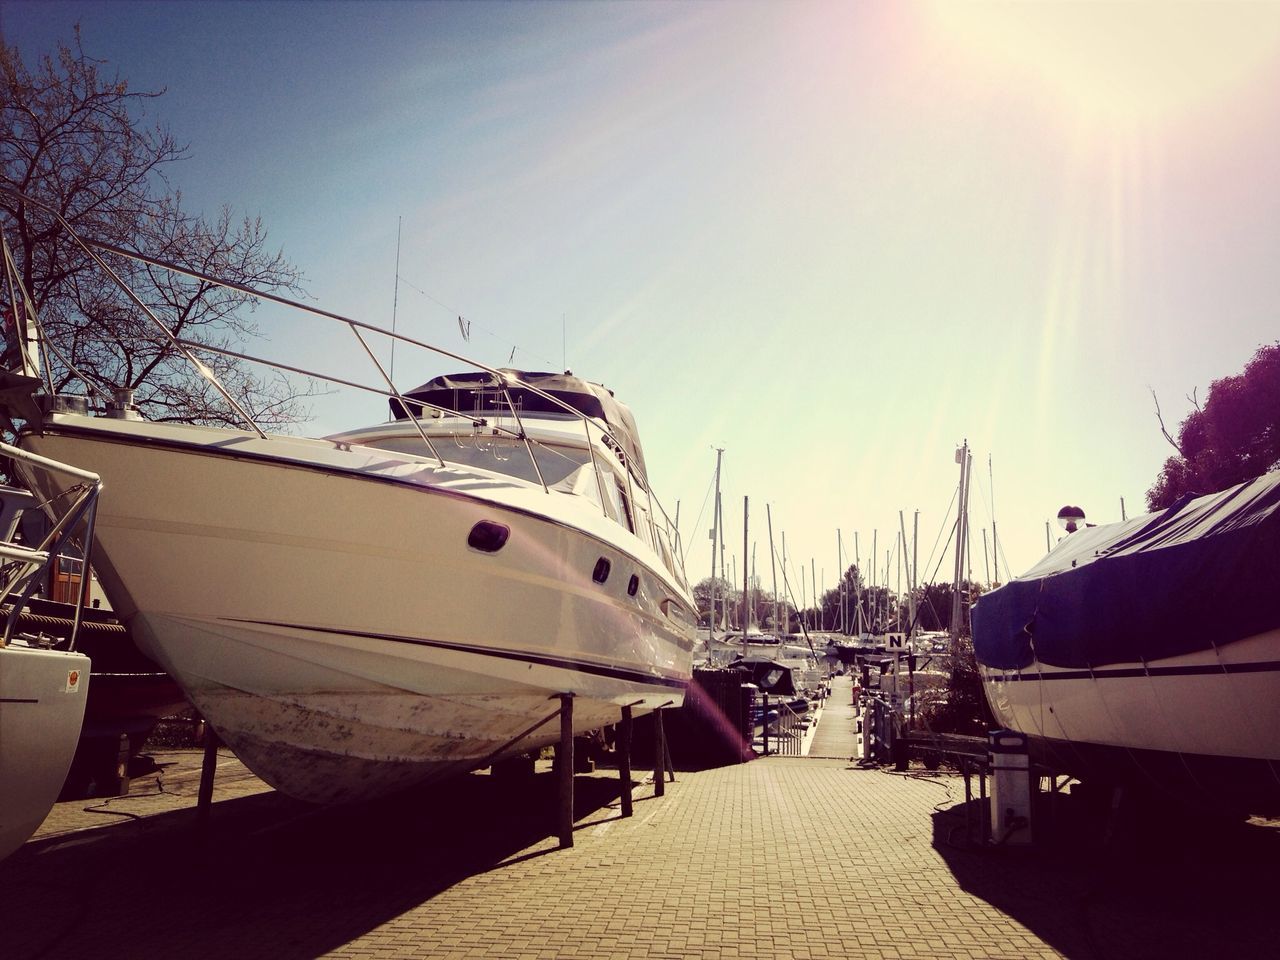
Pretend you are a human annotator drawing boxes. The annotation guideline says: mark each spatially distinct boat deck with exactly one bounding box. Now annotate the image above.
[6,694,1280,959]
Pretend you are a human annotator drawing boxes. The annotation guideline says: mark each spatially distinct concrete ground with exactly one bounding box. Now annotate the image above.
[4,678,1280,959]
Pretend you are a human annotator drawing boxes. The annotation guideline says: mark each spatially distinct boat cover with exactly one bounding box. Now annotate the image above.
[972,471,1280,670]
[392,369,647,477]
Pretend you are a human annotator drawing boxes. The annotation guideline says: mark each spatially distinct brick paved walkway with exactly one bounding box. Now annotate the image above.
[5,746,1280,958]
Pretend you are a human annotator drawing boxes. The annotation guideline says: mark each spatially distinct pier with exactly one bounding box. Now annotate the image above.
[6,704,1280,959]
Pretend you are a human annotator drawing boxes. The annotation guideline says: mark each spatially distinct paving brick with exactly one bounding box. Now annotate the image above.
[3,676,1278,958]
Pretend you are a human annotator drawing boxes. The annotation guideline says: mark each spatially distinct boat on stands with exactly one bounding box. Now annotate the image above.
[0,440,101,859]
[0,486,187,797]
[10,207,697,804]
[972,473,1280,814]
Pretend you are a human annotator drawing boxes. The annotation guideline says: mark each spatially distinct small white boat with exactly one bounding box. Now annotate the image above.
[1,639,89,860]
[0,228,102,859]
[972,472,1280,814]
[0,441,101,859]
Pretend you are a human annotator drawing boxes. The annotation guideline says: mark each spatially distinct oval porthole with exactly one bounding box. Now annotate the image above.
[592,557,611,583]
[627,574,639,597]
[468,520,510,553]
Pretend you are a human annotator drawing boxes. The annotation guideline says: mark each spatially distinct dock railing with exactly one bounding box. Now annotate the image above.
[758,694,806,757]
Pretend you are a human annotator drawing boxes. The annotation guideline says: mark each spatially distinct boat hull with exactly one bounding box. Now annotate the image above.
[0,643,89,859]
[20,417,695,803]
[981,629,1280,813]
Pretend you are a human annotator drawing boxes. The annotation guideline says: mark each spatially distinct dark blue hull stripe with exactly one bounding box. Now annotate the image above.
[226,618,690,691]
[983,659,1280,683]
[0,697,39,704]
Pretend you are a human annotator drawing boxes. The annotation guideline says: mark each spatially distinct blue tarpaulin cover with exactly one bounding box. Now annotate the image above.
[971,471,1280,670]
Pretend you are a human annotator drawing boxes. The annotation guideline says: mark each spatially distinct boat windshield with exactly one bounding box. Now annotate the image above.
[367,434,591,486]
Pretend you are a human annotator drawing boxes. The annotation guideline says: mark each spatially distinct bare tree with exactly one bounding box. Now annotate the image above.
[1,28,319,427]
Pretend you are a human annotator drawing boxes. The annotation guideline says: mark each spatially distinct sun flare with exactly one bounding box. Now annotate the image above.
[926,2,1280,130]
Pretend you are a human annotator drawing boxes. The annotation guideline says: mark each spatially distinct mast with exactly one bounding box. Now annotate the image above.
[989,454,1000,586]
[837,530,845,635]
[871,530,878,634]
[767,505,780,635]
[899,510,916,640]
[895,530,903,631]
[800,565,806,633]
[854,532,864,637]
[741,496,749,659]
[717,487,726,628]
[781,530,788,632]
[707,448,723,649]
[810,558,817,632]
[388,216,402,421]
[950,440,971,643]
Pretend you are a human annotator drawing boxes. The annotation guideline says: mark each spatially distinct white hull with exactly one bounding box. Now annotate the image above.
[981,628,1280,809]
[0,643,89,860]
[21,415,696,803]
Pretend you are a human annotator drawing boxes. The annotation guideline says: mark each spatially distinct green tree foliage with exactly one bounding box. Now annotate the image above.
[692,576,736,628]
[929,637,996,736]
[1147,342,1280,510]
[1,30,316,425]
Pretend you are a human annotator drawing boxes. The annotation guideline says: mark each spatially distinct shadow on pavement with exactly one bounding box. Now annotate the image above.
[931,790,1280,960]
[4,770,626,960]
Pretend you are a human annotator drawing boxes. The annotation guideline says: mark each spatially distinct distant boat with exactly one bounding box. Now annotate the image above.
[972,472,1280,814]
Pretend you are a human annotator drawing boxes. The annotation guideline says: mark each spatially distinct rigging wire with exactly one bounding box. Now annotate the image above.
[681,464,717,566]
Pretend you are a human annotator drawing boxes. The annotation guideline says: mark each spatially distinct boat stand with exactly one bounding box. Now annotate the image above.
[557,694,574,848]
[653,706,667,797]
[196,723,220,825]
[618,704,634,818]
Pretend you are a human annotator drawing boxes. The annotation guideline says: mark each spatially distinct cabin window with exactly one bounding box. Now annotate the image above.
[615,481,634,533]
[468,521,510,553]
[593,557,612,583]
[627,574,639,597]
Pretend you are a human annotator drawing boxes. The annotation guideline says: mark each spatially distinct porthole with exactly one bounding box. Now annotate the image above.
[468,520,510,553]
[592,557,611,583]
[627,574,639,597]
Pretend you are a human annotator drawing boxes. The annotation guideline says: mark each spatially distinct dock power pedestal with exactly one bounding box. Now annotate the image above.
[988,729,1032,846]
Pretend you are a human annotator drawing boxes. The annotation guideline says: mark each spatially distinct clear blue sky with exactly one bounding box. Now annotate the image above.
[6,1,1280,595]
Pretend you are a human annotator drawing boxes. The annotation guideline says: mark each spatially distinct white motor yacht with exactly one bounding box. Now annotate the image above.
[8,208,696,804]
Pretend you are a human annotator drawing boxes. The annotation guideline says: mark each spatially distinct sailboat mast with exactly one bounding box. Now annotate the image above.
[708,448,723,648]
[989,454,999,586]
[854,532,863,636]
[767,505,780,635]
[837,530,845,636]
[899,510,915,639]
[742,496,749,660]
[950,440,970,642]
[871,530,878,633]
[810,558,817,632]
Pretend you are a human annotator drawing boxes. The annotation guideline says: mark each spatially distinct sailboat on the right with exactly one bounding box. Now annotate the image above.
[971,472,1280,815]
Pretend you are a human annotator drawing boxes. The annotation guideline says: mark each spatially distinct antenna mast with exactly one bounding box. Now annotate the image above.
[389,217,402,406]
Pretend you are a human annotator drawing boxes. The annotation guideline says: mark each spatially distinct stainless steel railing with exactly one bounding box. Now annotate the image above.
[1,188,688,590]
[0,441,101,650]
